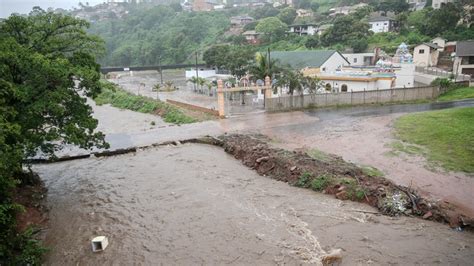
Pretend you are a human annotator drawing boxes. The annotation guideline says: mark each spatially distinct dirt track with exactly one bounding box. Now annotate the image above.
[34,144,474,265]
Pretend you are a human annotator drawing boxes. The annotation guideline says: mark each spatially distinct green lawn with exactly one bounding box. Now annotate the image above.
[394,107,474,173]
[438,86,474,102]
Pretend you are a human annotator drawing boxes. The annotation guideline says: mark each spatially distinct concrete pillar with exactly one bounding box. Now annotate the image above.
[217,79,225,118]
[264,76,272,99]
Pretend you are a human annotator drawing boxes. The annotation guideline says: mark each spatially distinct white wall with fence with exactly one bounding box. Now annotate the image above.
[415,66,471,81]
[265,86,442,112]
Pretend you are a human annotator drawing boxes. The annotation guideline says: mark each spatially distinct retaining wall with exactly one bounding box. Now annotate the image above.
[166,99,219,116]
[265,86,441,112]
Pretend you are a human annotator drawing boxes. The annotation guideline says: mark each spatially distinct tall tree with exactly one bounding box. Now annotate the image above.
[0,9,108,262]
[255,17,288,42]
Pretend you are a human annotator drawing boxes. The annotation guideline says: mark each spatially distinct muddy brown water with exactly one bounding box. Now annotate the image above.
[35,144,473,265]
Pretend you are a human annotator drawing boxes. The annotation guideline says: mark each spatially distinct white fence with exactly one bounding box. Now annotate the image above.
[265,86,442,112]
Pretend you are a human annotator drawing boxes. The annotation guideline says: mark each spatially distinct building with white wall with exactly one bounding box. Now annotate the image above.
[368,17,396,33]
[432,0,453,9]
[413,43,440,67]
[453,40,474,76]
[271,50,350,75]
[288,24,317,36]
[431,37,446,52]
[342,53,375,66]
[317,72,395,92]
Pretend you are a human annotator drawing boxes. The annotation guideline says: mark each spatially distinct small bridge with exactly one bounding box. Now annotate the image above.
[100,64,207,74]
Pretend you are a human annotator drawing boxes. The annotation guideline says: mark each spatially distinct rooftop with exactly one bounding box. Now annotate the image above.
[456,40,474,56]
[368,16,394,22]
[271,50,344,69]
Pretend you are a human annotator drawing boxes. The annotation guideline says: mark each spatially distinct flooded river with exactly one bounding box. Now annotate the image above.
[35,144,474,265]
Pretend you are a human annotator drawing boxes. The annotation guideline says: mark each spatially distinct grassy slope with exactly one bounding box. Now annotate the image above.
[438,87,474,102]
[94,82,196,124]
[394,107,474,173]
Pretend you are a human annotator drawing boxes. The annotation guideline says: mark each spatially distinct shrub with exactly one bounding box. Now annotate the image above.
[295,172,312,187]
[310,174,332,191]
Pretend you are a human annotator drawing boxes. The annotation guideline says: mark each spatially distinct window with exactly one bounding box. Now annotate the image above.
[325,83,332,91]
[469,56,474,64]
[376,23,379,26]
[384,23,388,25]
[419,49,425,54]
[353,58,357,63]
[341,84,348,92]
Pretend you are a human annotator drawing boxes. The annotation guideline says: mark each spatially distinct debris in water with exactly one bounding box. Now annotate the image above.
[91,236,109,252]
[321,249,342,266]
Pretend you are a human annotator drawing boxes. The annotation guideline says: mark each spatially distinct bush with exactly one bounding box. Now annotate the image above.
[430,78,453,89]
[295,172,312,187]
[310,174,332,191]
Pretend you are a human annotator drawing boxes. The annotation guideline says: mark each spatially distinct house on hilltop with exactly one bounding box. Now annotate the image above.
[230,16,254,27]
[368,16,397,33]
[288,24,317,36]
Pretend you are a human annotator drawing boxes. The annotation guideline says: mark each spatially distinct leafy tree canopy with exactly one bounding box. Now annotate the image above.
[255,17,288,41]
[0,8,108,263]
[0,8,108,157]
[277,7,297,25]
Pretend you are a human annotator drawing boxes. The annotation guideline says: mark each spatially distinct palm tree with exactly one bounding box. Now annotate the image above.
[273,70,305,96]
[302,76,323,94]
[187,76,206,92]
[249,52,281,80]
[152,83,161,100]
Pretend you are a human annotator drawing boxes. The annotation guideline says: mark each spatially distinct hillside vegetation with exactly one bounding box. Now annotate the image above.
[88,0,473,66]
[89,6,230,66]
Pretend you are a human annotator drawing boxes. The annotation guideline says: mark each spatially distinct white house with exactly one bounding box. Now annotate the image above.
[271,50,350,75]
[431,37,446,52]
[413,43,440,67]
[432,0,453,9]
[288,24,317,36]
[368,16,396,33]
[317,71,395,92]
[407,0,426,11]
[342,53,375,66]
[296,9,313,18]
[453,40,474,76]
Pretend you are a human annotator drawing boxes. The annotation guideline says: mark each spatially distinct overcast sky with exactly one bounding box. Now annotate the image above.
[0,0,105,18]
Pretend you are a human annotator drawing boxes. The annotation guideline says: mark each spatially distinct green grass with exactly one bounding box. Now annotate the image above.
[360,165,384,177]
[394,107,474,173]
[295,172,313,188]
[438,87,474,102]
[95,81,196,125]
[310,174,333,191]
[307,149,331,162]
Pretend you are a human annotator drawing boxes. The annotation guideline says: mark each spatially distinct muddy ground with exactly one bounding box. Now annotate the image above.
[34,144,474,265]
[259,111,474,218]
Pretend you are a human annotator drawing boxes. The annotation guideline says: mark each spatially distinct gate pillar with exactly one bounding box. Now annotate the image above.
[217,79,225,118]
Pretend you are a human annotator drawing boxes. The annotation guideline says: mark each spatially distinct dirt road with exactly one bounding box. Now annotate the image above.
[35,144,474,265]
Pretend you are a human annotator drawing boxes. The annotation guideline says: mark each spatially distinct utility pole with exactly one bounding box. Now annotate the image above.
[158,55,163,84]
[195,51,199,91]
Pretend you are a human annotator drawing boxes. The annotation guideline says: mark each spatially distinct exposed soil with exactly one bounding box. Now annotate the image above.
[215,134,473,229]
[14,171,48,233]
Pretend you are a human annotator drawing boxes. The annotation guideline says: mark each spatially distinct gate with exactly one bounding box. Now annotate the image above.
[217,77,271,117]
